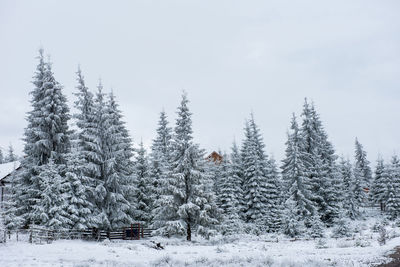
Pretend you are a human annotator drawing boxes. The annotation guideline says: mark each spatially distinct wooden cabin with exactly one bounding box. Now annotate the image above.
[0,161,21,207]
[206,151,223,164]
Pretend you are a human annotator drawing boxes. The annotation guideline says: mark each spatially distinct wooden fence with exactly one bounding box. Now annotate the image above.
[1,224,153,244]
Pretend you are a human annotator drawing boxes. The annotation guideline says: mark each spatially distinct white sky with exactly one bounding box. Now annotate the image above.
[0,0,399,165]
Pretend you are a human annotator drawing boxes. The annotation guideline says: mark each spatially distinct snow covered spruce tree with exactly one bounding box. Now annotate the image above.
[281,114,315,222]
[60,66,97,230]
[0,148,4,163]
[31,158,71,229]
[74,80,134,230]
[215,152,243,234]
[354,138,372,195]
[386,155,400,219]
[338,157,358,219]
[371,157,388,211]
[240,114,282,232]
[5,144,17,163]
[95,88,134,229]
[63,151,94,230]
[149,110,172,217]
[355,138,372,188]
[282,199,305,238]
[298,100,341,225]
[14,49,71,227]
[133,141,152,224]
[153,93,220,241]
[3,162,24,230]
[229,141,244,215]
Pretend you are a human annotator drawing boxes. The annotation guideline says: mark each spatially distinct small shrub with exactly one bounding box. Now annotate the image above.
[215,246,228,253]
[315,238,329,249]
[336,240,352,248]
[354,237,371,247]
[371,221,382,233]
[377,227,387,246]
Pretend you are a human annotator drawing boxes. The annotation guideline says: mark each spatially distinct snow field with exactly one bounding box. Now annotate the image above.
[1,228,399,267]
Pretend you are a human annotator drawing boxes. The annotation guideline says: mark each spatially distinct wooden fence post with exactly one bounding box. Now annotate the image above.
[131,224,133,240]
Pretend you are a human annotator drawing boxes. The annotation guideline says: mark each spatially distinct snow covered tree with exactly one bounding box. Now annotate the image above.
[241,116,268,228]
[281,113,315,220]
[5,144,17,163]
[149,110,172,207]
[63,152,94,230]
[153,93,220,240]
[371,157,387,211]
[264,157,283,232]
[299,100,340,224]
[308,214,325,239]
[15,49,71,226]
[229,141,244,217]
[73,81,134,230]
[386,155,400,219]
[104,91,135,228]
[216,152,242,234]
[95,90,134,230]
[0,148,4,164]
[354,138,373,190]
[331,215,352,238]
[73,66,96,156]
[30,158,71,229]
[208,151,224,199]
[3,162,24,230]
[133,141,152,224]
[352,163,368,211]
[282,199,305,238]
[338,157,358,219]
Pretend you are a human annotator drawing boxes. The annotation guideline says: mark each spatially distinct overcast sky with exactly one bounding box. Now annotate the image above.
[0,0,399,165]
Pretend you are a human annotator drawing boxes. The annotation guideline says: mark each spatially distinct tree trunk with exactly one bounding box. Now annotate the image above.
[187,223,191,241]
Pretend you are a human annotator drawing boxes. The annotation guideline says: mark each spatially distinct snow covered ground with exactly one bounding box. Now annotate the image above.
[1,223,399,267]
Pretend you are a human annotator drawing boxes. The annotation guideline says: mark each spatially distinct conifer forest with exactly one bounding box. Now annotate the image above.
[1,1,400,266]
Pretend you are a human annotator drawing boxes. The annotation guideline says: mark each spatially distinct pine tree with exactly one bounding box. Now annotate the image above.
[386,155,400,219]
[354,138,373,190]
[5,144,17,162]
[72,68,100,227]
[153,93,220,240]
[371,157,387,211]
[299,100,340,224]
[100,91,134,229]
[264,157,283,232]
[332,215,351,238]
[30,158,71,229]
[308,213,325,239]
[3,162,24,230]
[134,141,152,224]
[217,152,242,234]
[77,83,134,230]
[149,110,172,207]
[241,115,272,230]
[63,152,94,230]
[16,49,71,226]
[229,141,244,217]
[282,199,305,238]
[281,114,315,219]
[352,163,367,212]
[0,148,4,163]
[338,157,358,219]
[208,151,223,200]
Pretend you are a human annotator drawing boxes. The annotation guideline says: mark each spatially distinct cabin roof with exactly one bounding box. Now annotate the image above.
[0,161,21,182]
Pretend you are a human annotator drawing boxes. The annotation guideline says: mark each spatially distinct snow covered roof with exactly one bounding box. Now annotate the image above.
[0,161,21,182]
